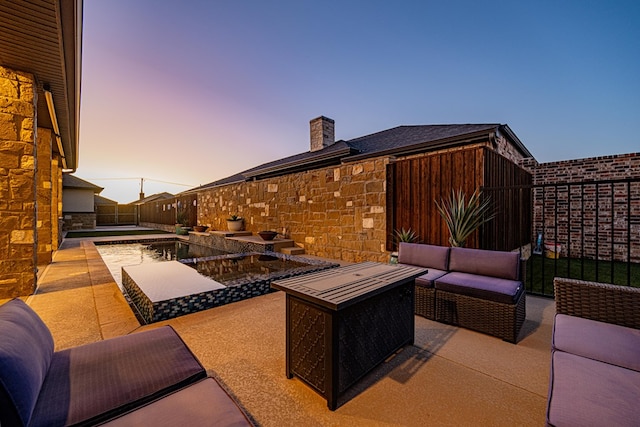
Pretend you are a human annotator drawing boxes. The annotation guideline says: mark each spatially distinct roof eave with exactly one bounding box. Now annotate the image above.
[243,147,354,179]
[343,129,494,162]
[58,0,83,172]
[499,124,535,159]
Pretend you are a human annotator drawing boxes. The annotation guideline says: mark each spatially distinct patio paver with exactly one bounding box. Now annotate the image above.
[22,236,554,426]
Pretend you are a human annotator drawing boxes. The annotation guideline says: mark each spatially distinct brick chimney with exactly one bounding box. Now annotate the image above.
[310,116,335,152]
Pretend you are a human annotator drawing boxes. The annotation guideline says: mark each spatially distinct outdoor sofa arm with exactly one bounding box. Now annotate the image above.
[553,277,640,329]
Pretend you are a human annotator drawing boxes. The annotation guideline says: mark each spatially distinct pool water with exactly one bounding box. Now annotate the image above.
[96,240,229,286]
[96,239,339,323]
[183,254,319,285]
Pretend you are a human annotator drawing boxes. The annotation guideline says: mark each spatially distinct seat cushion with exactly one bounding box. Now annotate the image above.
[29,326,207,427]
[435,272,522,304]
[547,350,640,427]
[101,378,253,427]
[0,299,54,427]
[553,314,640,372]
[449,247,520,280]
[415,269,448,288]
[398,243,450,271]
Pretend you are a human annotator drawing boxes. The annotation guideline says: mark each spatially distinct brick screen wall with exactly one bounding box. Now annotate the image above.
[521,153,640,262]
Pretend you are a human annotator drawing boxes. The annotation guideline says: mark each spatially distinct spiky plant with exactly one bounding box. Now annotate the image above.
[394,227,420,244]
[435,189,495,247]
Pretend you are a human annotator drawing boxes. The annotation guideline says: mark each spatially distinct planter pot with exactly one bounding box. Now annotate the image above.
[175,225,190,236]
[258,230,278,241]
[193,225,208,233]
[227,219,243,232]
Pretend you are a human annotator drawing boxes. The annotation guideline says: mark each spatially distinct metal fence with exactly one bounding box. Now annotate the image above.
[492,178,640,296]
[96,204,137,225]
[138,194,198,227]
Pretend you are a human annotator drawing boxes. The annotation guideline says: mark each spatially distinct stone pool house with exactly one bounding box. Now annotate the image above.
[182,118,640,266]
[189,117,536,263]
[0,0,82,298]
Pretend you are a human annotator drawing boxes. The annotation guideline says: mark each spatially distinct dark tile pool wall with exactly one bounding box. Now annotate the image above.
[123,253,339,324]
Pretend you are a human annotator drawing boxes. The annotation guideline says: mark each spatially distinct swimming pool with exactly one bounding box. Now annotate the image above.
[95,240,229,287]
[96,239,339,323]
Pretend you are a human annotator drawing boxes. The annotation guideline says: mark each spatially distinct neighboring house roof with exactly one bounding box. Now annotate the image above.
[196,123,533,190]
[0,0,83,171]
[127,192,174,206]
[94,194,118,205]
[62,174,103,193]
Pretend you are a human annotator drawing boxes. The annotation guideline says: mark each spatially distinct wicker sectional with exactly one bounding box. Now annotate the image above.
[546,278,640,426]
[399,243,525,343]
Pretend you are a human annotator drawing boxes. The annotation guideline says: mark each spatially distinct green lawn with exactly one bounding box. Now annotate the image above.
[525,254,640,296]
[65,229,170,238]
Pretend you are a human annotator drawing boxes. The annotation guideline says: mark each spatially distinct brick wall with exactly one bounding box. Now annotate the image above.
[520,153,640,262]
[198,157,389,263]
[0,66,37,296]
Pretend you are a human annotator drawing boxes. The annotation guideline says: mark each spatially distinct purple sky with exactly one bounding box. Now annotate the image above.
[77,0,640,203]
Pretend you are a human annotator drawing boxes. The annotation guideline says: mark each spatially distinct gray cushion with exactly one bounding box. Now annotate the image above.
[449,247,520,280]
[553,314,640,372]
[0,299,54,427]
[435,272,522,304]
[101,378,253,427]
[29,326,207,427]
[398,243,450,271]
[547,350,640,427]
[415,269,448,288]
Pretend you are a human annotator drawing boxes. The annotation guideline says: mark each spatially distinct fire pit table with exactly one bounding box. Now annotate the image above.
[271,261,427,410]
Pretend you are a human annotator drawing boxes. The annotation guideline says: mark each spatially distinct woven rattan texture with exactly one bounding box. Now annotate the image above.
[435,290,526,343]
[414,286,436,320]
[554,277,640,329]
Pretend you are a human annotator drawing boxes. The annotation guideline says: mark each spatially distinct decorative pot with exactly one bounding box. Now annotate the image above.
[193,225,208,233]
[258,230,278,241]
[227,219,243,232]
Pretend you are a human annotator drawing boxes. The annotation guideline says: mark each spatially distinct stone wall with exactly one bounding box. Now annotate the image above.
[198,157,389,263]
[0,66,37,296]
[520,153,640,262]
[62,213,96,231]
[36,128,52,264]
[52,158,62,248]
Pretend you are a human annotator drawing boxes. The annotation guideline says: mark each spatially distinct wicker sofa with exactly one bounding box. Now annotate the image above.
[0,298,253,427]
[546,278,640,426]
[398,243,526,343]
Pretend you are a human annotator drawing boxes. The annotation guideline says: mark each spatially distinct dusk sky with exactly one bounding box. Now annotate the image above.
[77,1,640,203]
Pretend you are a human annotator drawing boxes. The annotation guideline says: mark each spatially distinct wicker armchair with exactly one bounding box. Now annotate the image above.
[553,277,640,328]
[547,278,640,427]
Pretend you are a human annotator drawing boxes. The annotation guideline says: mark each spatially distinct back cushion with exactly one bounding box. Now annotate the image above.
[398,243,450,271]
[449,247,520,280]
[0,299,54,427]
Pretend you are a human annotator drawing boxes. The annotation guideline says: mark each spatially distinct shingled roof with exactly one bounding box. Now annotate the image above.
[62,174,103,193]
[194,123,532,191]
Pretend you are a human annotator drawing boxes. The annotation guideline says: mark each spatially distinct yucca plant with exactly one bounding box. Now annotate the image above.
[435,189,495,247]
[394,227,419,244]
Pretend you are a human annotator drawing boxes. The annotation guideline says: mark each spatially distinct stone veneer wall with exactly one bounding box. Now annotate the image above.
[36,128,53,264]
[0,66,37,296]
[198,158,389,263]
[62,212,97,231]
[520,153,640,262]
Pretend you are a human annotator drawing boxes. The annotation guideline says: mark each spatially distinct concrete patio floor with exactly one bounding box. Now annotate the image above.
[17,236,554,426]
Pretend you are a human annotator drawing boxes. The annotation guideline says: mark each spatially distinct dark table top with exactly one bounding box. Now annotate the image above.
[271,261,427,310]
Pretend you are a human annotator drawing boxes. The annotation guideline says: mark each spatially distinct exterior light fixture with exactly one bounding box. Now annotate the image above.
[43,85,67,170]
